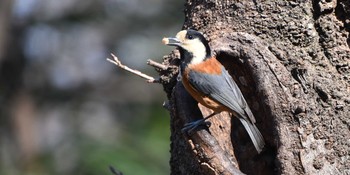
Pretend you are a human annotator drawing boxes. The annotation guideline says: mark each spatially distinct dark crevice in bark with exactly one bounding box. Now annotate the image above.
[314,84,329,102]
[335,1,350,26]
[291,68,308,93]
[312,0,322,20]
[335,0,350,48]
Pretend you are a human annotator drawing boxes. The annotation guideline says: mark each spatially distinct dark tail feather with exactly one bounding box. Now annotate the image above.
[239,118,265,153]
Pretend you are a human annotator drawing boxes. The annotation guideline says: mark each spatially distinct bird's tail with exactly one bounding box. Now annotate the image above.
[239,118,265,153]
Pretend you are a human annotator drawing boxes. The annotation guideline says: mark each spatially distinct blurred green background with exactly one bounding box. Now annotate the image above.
[0,0,183,174]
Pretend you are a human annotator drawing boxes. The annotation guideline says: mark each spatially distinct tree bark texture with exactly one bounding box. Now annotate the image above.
[158,0,349,174]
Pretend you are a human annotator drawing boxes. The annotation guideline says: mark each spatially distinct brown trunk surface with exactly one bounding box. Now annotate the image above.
[157,0,349,174]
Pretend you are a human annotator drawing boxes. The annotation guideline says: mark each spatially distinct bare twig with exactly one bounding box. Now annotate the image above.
[147,59,168,70]
[107,53,158,83]
[109,165,123,175]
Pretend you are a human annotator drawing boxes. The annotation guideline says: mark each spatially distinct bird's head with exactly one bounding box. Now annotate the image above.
[162,29,211,64]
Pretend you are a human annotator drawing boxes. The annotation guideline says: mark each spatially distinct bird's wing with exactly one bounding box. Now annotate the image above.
[188,66,256,123]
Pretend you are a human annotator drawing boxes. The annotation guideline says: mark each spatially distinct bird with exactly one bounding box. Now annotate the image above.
[162,29,265,153]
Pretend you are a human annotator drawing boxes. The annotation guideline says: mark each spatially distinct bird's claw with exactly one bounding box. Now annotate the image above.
[181,119,211,134]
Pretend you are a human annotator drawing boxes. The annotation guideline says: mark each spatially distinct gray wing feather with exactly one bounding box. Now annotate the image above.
[188,66,265,152]
[188,67,254,123]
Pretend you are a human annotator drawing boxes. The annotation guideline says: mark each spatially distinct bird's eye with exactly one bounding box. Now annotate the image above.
[187,35,193,39]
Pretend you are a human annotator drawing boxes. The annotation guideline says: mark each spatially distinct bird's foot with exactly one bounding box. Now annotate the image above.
[181,119,211,134]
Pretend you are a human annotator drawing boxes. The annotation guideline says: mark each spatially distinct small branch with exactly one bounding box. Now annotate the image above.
[147,59,168,70]
[107,53,158,83]
[109,165,123,175]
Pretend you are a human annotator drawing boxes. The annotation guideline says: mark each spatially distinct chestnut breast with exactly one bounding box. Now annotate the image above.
[181,57,230,112]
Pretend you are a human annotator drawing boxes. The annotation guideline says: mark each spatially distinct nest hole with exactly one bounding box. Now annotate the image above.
[216,51,278,175]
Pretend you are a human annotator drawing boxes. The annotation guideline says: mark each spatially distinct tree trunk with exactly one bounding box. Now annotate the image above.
[158,0,349,174]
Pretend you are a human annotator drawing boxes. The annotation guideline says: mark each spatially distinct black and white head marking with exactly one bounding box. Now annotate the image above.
[175,30,211,64]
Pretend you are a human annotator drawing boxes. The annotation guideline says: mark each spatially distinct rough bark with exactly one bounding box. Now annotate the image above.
[158,0,349,175]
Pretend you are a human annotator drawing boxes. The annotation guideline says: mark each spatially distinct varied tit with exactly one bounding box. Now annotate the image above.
[162,29,265,153]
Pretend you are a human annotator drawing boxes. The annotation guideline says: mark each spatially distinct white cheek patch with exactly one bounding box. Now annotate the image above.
[183,39,206,64]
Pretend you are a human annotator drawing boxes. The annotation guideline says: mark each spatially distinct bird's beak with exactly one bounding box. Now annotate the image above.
[162,37,182,47]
